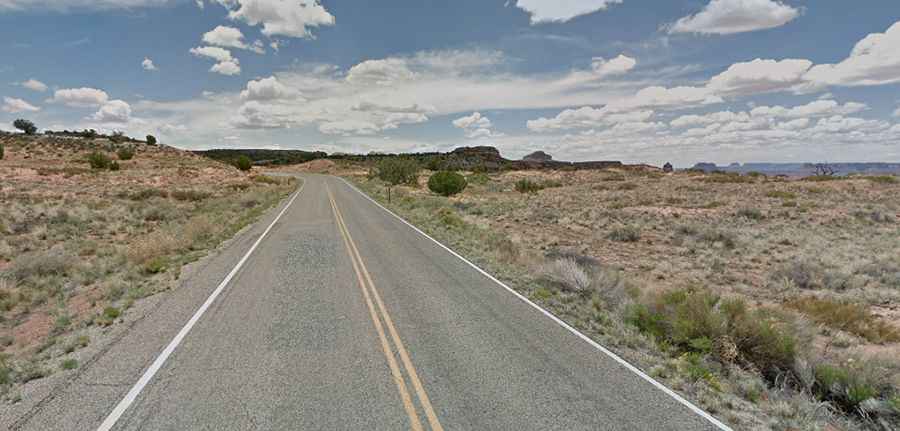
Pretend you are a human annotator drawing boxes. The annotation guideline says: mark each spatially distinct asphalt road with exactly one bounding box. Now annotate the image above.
[14,174,727,430]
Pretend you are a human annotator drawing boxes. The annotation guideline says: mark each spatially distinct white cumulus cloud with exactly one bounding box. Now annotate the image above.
[590,54,636,78]
[90,100,132,123]
[142,57,157,71]
[190,46,241,75]
[802,21,900,88]
[49,87,109,107]
[210,60,241,76]
[2,97,40,113]
[668,0,800,35]
[514,0,623,24]
[707,58,812,96]
[240,76,298,101]
[20,79,48,92]
[346,58,416,85]
[214,0,335,38]
[453,112,500,138]
[202,25,264,53]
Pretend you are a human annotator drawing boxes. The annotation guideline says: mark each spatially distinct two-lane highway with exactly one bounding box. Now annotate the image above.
[15,174,728,430]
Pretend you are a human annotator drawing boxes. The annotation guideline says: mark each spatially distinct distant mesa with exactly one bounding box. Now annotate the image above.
[523,151,553,162]
[450,146,502,158]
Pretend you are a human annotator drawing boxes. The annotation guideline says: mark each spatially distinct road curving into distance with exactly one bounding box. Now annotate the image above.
[15,174,728,431]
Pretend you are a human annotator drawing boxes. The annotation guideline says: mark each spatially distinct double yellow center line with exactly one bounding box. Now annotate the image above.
[327,185,444,431]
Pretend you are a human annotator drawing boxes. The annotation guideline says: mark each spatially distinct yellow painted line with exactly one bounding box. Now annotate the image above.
[327,188,424,431]
[329,186,445,431]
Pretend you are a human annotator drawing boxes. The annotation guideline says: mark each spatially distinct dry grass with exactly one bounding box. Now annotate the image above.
[343,164,900,430]
[0,134,295,398]
[787,297,900,344]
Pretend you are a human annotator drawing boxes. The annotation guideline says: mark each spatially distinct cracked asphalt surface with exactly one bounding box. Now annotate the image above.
[13,174,723,430]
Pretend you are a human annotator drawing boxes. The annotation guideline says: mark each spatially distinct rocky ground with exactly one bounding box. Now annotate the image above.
[0,135,296,402]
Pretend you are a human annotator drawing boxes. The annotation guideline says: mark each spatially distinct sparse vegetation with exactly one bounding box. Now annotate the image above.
[787,296,900,343]
[514,178,542,193]
[428,171,468,196]
[345,164,900,430]
[608,225,641,242]
[146,134,157,146]
[864,175,898,184]
[0,134,297,399]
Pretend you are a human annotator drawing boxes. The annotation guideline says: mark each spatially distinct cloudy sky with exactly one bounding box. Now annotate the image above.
[1,0,899,166]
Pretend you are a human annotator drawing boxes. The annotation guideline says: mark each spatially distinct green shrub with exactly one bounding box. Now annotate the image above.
[0,143,4,160]
[372,158,420,186]
[608,226,641,242]
[116,147,135,161]
[61,358,78,370]
[146,135,157,146]
[232,155,252,171]
[428,171,468,196]
[813,364,884,414]
[142,256,167,274]
[627,289,798,385]
[109,161,120,171]
[87,152,113,170]
[514,179,542,194]
[103,306,121,320]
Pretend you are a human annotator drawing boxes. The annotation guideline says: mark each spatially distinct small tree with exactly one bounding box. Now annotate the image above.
[428,171,467,196]
[372,158,420,202]
[232,155,252,171]
[13,119,37,135]
[146,135,157,146]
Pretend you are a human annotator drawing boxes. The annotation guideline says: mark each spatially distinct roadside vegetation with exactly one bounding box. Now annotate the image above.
[0,133,296,400]
[343,160,900,430]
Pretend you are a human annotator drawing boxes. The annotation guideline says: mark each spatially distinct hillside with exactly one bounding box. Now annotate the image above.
[0,134,296,402]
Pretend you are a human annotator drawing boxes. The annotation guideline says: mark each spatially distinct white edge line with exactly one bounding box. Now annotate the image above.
[337,177,734,431]
[96,182,305,431]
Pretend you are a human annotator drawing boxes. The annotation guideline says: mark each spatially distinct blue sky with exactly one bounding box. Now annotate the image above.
[1,0,899,166]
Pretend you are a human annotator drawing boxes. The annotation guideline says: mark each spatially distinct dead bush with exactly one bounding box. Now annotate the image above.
[541,258,592,292]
